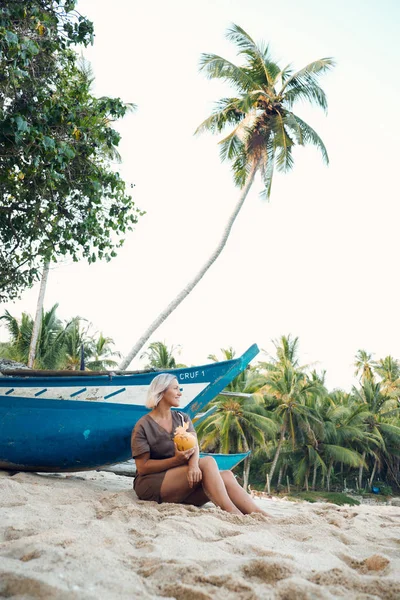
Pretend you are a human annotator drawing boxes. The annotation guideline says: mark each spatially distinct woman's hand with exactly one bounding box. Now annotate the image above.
[187,464,202,488]
[174,444,195,465]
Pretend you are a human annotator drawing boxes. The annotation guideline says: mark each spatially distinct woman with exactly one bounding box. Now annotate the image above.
[131,373,268,515]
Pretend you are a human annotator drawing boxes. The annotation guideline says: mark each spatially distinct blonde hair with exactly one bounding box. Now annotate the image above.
[145,373,178,409]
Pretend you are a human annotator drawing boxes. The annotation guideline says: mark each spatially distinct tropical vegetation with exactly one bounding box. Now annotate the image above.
[0,0,142,301]
[0,304,120,370]
[196,338,400,494]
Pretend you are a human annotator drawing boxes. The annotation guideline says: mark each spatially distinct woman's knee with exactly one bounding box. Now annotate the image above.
[220,470,237,485]
[199,456,218,471]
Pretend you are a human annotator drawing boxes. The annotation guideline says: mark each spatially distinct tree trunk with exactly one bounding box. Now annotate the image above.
[265,423,286,491]
[242,438,251,490]
[118,163,259,370]
[304,473,309,492]
[326,458,334,492]
[28,262,50,368]
[277,466,283,489]
[243,455,251,491]
[369,457,378,487]
[312,462,318,490]
[358,451,366,489]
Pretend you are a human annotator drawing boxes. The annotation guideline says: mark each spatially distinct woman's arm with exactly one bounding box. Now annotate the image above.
[135,446,195,476]
[187,439,202,487]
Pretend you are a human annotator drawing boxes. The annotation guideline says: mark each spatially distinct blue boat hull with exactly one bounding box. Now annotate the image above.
[0,396,141,471]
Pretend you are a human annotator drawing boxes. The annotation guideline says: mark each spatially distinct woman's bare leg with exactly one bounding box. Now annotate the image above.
[160,459,242,514]
[198,457,242,514]
[220,471,270,515]
[160,465,201,503]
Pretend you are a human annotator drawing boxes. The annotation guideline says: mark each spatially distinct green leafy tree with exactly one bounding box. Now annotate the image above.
[119,25,334,369]
[0,0,142,301]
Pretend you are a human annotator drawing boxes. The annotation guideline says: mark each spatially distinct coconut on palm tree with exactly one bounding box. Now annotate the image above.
[119,26,334,369]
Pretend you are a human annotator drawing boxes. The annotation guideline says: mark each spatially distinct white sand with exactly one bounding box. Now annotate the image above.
[1,470,399,600]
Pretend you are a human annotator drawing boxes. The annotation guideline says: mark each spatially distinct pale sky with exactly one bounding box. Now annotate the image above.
[2,0,400,390]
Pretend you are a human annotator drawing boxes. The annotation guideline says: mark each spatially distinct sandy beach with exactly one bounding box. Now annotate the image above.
[1,470,399,600]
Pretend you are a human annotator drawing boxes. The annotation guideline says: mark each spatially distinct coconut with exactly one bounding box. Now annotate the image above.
[173,421,197,451]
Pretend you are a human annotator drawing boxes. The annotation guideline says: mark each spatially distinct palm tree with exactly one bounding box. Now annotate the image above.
[85,333,121,371]
[60,317,92,370]
[314,396,369,491]
[354,349,375,385]
[258,334,302,373]
[0,304,66,369]
[353,380,400,487]
[119,25,334,369]
[196,390,276,490]
[140,341,185,369]
[373,356,400,400]
[262,361,324,489]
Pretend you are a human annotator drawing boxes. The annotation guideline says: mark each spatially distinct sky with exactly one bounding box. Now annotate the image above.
[2,0,400,389]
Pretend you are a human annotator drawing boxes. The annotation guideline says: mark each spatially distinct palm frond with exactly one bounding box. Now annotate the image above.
[195,98,244,135]
[272,113,295,172]
[279,58,335,110]
[293,115,329,165]
[199,53,259,93]
[218,130,244,161]
[323,444,365,467]
[226,23,276,86]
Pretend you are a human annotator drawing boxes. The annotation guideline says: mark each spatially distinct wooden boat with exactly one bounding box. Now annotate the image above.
[0,345,258,472]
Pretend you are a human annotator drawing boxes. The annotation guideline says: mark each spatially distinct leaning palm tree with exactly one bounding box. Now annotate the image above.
[119,25,334,369]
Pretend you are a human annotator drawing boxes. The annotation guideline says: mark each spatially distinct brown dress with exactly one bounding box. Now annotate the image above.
[131,411,195,503]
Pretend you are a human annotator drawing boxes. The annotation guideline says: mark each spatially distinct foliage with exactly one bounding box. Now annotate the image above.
[0,305,120,370]
[0,0,143,301]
